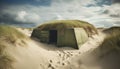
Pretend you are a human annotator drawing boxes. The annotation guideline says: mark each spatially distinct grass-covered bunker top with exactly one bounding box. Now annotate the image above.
[31,20,97,49]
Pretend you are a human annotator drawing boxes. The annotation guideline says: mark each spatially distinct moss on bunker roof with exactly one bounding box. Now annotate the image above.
[37,20,95,30]
[35,20,98,36]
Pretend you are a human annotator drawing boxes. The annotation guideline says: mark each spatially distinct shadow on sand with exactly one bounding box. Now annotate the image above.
[31,38,77,51]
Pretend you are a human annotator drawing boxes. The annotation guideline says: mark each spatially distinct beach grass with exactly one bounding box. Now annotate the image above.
[37,20,98,37]
[0,25,27,69]
[98,26,120,57]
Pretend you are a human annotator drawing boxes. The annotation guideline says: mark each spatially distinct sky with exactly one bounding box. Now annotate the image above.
[0,0,120,27]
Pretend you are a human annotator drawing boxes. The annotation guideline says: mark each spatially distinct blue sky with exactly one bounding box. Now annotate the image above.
[0,0,120,27]
[0,0,52,6]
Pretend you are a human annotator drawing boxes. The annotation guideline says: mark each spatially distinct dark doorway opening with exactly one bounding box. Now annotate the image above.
[49,30,57,44]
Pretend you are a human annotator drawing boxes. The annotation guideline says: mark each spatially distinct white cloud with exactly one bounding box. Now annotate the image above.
[15,10,40,23]
[105,4,120,17]
[0,0,119,27]
[16,11,27,22]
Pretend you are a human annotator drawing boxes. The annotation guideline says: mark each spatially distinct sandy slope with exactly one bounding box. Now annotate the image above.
[5,28,106,69]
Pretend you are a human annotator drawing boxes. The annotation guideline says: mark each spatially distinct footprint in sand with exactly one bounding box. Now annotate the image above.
[49,60,52,63]
[67,52,72,56]
[57,61,60,64]
[59,54,61,57]
[48,64,55,69]
[62,63,65,66]
[66,54,70,58]
[57,61,65,66]
[67,61,70,64]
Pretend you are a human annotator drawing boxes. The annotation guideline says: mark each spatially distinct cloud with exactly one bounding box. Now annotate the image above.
[112,0,120,3]
[0,0,98,24]
[0,0,119,28]
[0,7,41,24]
[0,0,52,6]
[15,11,40,23]
[101,1,120,27]
[103,4,120,18]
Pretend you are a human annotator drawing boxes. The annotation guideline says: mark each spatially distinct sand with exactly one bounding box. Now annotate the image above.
[5,28,107,69]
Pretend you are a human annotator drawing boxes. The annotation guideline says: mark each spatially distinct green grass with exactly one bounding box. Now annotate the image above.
[0,53,14,69]
[36,20,98,36]
[0,25,27,69]
[102,26,120,51]
[100,33,120,53]
[97,26,120,57]
[27,28,33,31]
[0,40,14,69]
[103,26,120,34]
[20,27,33,31]
[0,41,5,53]
[0,25,26,44]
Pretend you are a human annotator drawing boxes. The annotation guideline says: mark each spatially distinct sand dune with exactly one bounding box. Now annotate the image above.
[1,27,120,69]
[3,28,103,69]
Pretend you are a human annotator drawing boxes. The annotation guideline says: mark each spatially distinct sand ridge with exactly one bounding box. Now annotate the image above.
[5,28,106,69]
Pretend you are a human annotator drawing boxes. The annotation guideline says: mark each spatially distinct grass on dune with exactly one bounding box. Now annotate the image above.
[0,41,5,54]
[20,27,33,31]
[0,52,14,69]
[100,33,120,53]
[0,25,27,69]
[0,40,14,69]
[0,25,26,44]
[36,20,98,36]
[102,26,120,51]
[103,26,120,34]
[97,26,120,57]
